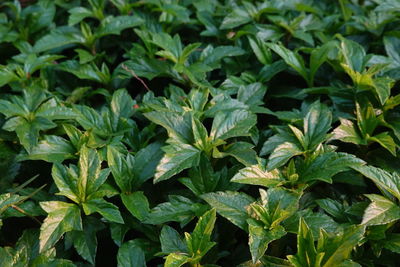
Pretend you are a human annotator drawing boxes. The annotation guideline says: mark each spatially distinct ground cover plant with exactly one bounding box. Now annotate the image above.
[1,0,400,266]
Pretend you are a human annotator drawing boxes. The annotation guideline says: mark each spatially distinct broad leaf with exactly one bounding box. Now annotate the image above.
[82,198,124,224]
[154,144,201,183]
[160,225,187,254]
[352,165,400,201]
[121,192,150,221]
[201,191,254,230]
[231,164,284,187]
[39,201,82,252]
[117,240,147,267]
[210,109,257,141]
[362,194,400,226]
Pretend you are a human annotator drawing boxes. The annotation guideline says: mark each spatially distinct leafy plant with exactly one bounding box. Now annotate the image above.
[1,0,400,266]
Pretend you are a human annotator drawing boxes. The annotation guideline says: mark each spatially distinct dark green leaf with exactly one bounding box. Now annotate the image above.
[117,240,147,267]
[201,191,254,230]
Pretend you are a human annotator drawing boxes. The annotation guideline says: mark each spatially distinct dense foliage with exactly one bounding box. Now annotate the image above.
[1,0,400,266]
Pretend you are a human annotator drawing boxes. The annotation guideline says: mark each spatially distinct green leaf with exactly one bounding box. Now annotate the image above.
[69,217,102,265]
[257,188,299,227]
[192,116,209,151]
[34,27,84,53]
[78,146,110,199]
[160,225,188,254]
[52,163,79,204]
[248,37,272,65]
[133,142,164,182]
[339,37,366,72]
[68,7,93,26]
[318,225,365,267]
[220,8,252,29]
[154,144,201,183]
[248,222,286,263]
[373,77,394,105]
[210,109,257,141]
[24,135,75,163]
[117,240,147,267]
[82,198,124,223]
[15,122,42,153]
[110,89,135,123]
[0,66,18,87]
[298,152,365,183]
[107,146,136,192]
[352,165,400,201]
[97,15,143,37]
[213,142,257,166]
[369,132,397,156]
[110,223,129,247]
[303,101,332,149]
[237,83,267,107]
[384,233,400,254]
[331,119,366,145]
[145,195,205,225]
[267,43,309,85]
[201,191,254,230]
[121,192,150,221]
[259,256,292,266]
[384,36,400,64]
[287,218,323,267]
[267,142,303,170]
[315,199,346,221]
[39,201,82,252]
[144,112,193,144]
[59,61,110,84]
[309,41,336,86]
[186,208,217,258]
[164,253,190,267]
[355,98,378,137]
[283,209,342,239]
[231,164,283,187]
[362,194,400,226]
